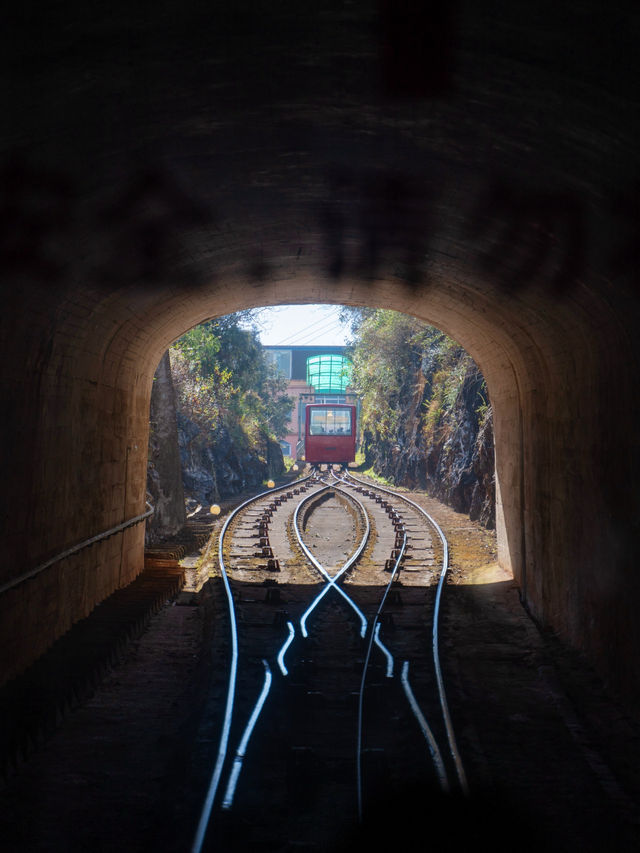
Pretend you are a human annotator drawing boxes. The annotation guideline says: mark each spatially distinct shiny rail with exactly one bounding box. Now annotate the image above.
[333,466,451,814]
[221,659,273,810]
[400,661,449,790]
[215,477,334,815]
[294,483,370,639]
[355,515,408,819]
[342,469,469,795]
[195,465,466,844]
[190,475,313,853]
[306,471,449,814]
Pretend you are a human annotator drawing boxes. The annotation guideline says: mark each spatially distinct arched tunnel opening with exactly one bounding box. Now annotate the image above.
[145,304,497,545]
[3,271,635,702]
[1,0,640,847]
[2,280,637,851]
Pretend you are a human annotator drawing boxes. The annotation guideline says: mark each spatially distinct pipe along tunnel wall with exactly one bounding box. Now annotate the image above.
[0,0,639,705]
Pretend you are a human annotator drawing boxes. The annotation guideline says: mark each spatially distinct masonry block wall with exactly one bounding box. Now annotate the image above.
[1,1,638,703]
[146,351,186,544]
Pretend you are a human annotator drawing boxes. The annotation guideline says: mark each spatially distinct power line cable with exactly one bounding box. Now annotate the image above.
[275,307,344,345]
[263,305,335,334]
[277,313,346,346]
[277,316,341,345]
[284,321,347,346]
[281,325,344,347]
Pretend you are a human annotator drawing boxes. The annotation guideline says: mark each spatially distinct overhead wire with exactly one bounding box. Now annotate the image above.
[270,307,346,345]
[277,319,343,346]
[279,315,346,345]
[282,320,347,346]
[274,304,340,334]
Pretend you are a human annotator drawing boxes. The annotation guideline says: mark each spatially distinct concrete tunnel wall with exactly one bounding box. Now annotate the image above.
[0,1,639,703]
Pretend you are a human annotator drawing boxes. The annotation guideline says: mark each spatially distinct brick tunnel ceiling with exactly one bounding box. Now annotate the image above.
[1,0,640,701]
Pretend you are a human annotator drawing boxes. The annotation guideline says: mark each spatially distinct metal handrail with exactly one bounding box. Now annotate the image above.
[0,501,155,597]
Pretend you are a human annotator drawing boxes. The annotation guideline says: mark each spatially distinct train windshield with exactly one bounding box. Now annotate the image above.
[309,408,352,436]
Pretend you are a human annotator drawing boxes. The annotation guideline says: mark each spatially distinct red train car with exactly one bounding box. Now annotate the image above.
[304,403,357,465]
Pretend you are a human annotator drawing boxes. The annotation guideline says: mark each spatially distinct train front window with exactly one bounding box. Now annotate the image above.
[309,408,352,435]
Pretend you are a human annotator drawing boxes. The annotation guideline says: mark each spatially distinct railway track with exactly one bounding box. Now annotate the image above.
[191,467,467,851]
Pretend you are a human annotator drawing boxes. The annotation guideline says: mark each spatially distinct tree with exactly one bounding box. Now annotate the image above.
[350,309,431,443]
[171,312,293,443]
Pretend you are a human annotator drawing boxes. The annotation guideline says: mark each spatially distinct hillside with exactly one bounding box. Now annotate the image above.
[349,310,495,528]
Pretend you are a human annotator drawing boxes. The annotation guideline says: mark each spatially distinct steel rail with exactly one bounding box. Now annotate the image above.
[373,623,394,678]
[218,483,327,817]
[340,472,450,807]
[190,475,312,853]
[276,620,296,676]
[221,659,273,810]
[356,525,406,821]
[218,477,363,817]
[0,501,155,597]
[296,472,401,822]
[330,470,449,812]
[401,661,449,791]
[310,471,452,814]
[342,471,469,795]
[294,484,370,639]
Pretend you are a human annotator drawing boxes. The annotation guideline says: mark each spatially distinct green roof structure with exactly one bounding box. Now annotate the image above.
[306,354,352,393]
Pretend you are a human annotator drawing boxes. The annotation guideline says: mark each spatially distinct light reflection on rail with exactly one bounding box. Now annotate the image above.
[340,469,469,796]
[190,475,314,853]
[192,465,468,851]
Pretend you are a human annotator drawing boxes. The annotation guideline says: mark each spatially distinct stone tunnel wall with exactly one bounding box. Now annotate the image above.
[146,351,186,545]
[0,1,639,703]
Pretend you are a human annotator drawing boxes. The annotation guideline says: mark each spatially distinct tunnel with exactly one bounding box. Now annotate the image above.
[1,0,639,709]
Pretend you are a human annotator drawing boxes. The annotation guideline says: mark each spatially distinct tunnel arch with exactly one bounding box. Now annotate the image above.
[3,247,633,697]
[1,0,639,706]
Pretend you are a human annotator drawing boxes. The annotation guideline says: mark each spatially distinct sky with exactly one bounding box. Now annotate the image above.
[253,304,351,346]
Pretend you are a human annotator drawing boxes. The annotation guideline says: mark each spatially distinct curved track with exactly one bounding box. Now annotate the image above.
[192,468,467,851]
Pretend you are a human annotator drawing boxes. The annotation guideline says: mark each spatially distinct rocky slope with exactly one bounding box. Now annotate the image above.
[146,349,285,537]
[358,336,495,529]
[177,412,284,509]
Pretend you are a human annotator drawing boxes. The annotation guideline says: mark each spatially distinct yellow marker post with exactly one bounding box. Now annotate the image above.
[210,504,221,515]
